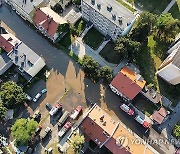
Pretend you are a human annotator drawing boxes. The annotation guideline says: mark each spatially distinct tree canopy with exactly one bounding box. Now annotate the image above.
[0,100,7,120]
[72,0,81,5]
[0,81,26,108]
[82,55,100,81]
[57,23,70,33]
[154,13,180,43]
[130,12,157,43]
[11,118,38,146]
[173,123,180,139]
[100,66,113,82]
[69,134,85,153]
[114,37,141,62]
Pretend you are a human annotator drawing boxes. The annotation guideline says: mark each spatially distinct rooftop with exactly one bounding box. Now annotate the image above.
[82,0,136,29]
[0,33,21,53]
[80,105,156,154]
[8,41,45,78]
[110,67,146,100]
[105,124,154,154]
[172,47,180,68]
[11,0,45,14]
[0,52,12,73]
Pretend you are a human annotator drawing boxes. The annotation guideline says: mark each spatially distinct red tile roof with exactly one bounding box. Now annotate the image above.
[110,67,146,100]
[33,7,66,39]
[152,107,167,124]
[0,35,14,53]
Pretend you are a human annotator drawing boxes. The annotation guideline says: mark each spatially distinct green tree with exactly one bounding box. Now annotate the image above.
[0,81,26,108]
[0,101,7,120]
[72,0,81,5]
[69,134,85,153]
[51,3,63,14]
[82,55,100,81]
[11,118,38,146]
[114,37,141,62]
[130,12,157,43]
[173,123,180,139]
[77,20,85,35]
[57,23,69,33]
[100,66,113,82]
[154,13,180,43]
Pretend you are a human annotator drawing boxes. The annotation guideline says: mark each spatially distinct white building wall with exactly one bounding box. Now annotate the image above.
[157,63,180,85]
[81,1,124,41]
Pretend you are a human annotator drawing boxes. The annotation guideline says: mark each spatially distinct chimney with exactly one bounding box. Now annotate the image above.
[102,121,106,126]
[100,114,105,122]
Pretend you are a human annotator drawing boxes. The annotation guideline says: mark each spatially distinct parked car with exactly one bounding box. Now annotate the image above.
[46,103,52,111]
[33,93,42,102]
[135,115,150,129]
[134,115,144,125]
[58,122,71,138]
[32,110,41,121]
[49,103,62,116]
[25,94,32,101]
[58,111,69,127]
[41,127,51,140]
[70,106,82,120]
[120,104,134,116]
[41,88,47,94]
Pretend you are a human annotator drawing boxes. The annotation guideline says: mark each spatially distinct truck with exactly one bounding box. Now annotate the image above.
[57,111,69,127]
[58,122,71,138]
[70,106,82,120]
[41,127,51,140]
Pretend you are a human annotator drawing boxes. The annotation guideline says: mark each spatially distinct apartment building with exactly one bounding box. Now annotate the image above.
[156,38,180,85]
[81,0,137,41]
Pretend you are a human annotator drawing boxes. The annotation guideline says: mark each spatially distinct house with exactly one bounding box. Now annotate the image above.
[156,37,180,85]
[81,0,137,41]
[5,0,49,23]
[110,67,146,101]
[152,107,168,125]
[33,7,68,42]
[79,104,158,154]
[0,33,45,81]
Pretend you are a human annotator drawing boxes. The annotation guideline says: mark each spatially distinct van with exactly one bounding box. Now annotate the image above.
[57,111,69,127]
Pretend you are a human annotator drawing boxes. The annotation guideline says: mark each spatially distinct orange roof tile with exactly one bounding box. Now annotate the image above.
[110,67,146,100]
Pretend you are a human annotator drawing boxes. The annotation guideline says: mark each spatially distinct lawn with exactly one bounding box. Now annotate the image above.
[169,1,180,19]
[99,41,121,64]
[134,0,171,14]
[116,0,135,12]
[58,32,75,48]
[133,94,159,116]
[135,35,180,106]
[83,27,105,50]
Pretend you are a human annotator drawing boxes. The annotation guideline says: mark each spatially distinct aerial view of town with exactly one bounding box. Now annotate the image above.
[0,0,179,153]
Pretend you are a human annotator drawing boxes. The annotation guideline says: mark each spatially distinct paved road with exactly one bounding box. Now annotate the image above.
[0,3,176,153]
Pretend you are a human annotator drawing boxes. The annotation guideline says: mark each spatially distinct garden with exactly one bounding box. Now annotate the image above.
[83,28,104,50]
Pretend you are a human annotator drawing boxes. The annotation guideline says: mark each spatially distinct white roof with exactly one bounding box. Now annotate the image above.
[10,0,45,14]
[1,33,21,46]
[40,7,67,24]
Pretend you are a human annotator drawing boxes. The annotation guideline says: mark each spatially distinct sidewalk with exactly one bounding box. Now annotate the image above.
[162,0,177,13]
[69,37,117,69]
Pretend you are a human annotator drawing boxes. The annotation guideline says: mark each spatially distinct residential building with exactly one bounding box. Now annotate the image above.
[33,7,68,42]
[0,33,45,81]
[110,67,146,101]
[81,0,137,41]
[152,107,168,125]
[5,0,49,23]
[80,104,158,154]
[156,38,180,85]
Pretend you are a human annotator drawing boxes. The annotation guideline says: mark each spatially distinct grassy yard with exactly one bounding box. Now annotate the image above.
[116,0,135,12]
[134,0,171,14]
[83,27,104,50]
[135,35,180,106]
[58,32,75,48]
[99,41,121,64]
[169,1,180,19]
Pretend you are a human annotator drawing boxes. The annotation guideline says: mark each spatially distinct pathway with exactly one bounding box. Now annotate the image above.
[69,37,117,68]
[162,0,177,13]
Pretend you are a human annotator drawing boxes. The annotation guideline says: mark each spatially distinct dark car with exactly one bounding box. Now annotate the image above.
[32,110,41,121]
[46,103,52,111]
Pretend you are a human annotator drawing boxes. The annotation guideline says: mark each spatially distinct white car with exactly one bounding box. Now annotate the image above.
[25,94,32,101]
[120,104,134,116]
[134,115,144,125]
[33,93,42,102]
